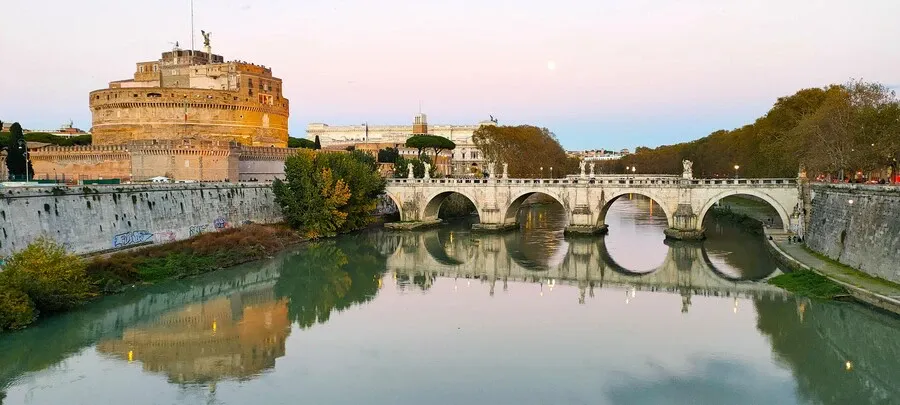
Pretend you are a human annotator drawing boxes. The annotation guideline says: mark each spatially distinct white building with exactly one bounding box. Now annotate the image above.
[307,113,497,176]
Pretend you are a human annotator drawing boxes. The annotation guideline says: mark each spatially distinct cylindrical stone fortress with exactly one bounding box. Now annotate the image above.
[89,48,289,148]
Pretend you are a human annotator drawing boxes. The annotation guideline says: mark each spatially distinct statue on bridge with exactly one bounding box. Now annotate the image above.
[423,162,431,179]
[682,160,694,180]
[407,164,414,179]
[589,163,595,178]
[487,162,496,178]
[579,160,587,178]
[502,163,509,179]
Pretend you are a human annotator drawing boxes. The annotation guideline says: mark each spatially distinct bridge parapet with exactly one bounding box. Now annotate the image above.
[384,176,803,240]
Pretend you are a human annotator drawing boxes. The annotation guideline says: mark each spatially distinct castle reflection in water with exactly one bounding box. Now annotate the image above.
[96,286,290,384]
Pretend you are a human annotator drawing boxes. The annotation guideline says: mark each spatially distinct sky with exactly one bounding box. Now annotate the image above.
[1,0,899,150]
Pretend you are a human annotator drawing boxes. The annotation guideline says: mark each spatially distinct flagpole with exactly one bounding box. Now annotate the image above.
[190,0,195,59]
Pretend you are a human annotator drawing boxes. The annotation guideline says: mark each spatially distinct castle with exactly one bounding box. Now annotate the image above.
[31,41,294,182]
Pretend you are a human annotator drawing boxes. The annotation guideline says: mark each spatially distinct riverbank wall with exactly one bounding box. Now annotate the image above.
[0,183,282,258]
[805,184,900,283]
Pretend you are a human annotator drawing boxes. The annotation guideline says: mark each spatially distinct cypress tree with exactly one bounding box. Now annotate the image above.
[6,122,29,180]
[314,135,322,150]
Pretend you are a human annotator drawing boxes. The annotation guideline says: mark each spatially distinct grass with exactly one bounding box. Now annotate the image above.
[768,271,848,300]
[801,246,900,291]
[85,224,304,292]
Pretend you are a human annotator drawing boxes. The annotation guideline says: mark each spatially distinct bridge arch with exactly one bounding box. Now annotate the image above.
[697,189,791,232]
[599,190,674,228]
[382,191,404,221]
[422,190,481,222]
[503,190,568,225]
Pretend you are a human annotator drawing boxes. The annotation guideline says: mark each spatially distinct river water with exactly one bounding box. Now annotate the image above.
[1,197,899,405]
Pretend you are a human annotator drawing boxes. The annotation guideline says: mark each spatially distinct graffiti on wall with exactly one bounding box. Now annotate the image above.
[153,231,176,244]
[189,225,208,237]
[112,230,154,248]
[213,217,230,230]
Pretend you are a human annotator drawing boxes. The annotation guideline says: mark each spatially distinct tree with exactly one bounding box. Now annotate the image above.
[273,149,384,237]
[472,125,572,178]
[314,135,322,150]
[288,137,316,149]
[377,147,399,163]
[5,122,33,180]
[405,135,455,159]
[394,155,436,178]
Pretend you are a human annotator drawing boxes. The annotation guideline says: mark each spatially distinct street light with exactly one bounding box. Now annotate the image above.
[17,139,30,182]
[540,166,543,179]
[734,164,740,179]
[625,165,630,174]
[632,166,636,176]
[550,166,553,178]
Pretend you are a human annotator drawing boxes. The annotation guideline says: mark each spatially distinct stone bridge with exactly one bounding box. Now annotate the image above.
[384,175,804,239]
[381,229,787,308]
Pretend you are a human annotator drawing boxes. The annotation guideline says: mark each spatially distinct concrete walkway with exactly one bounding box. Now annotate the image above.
[765,230,900,314]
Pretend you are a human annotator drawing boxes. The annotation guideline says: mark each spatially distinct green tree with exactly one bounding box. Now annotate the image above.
[320,150,386,232]
[0,237,95,315]
[394,155,436,178]
[405,135,456,159]
[273,149,384,237]
[314,135,322,150]
[5,123,33,180]
[288,137,316,149]
[377,147,399,163]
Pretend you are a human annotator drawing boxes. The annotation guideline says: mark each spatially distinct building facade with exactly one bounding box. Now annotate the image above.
[308,113,495,176]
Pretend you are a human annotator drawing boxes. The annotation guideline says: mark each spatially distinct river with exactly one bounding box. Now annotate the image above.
[1,196,899,405]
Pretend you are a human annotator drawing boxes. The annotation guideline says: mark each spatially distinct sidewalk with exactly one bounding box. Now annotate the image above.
[765,230,900,314]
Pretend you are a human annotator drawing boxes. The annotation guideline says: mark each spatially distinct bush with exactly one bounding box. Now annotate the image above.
[86,224,303,287]
[0,237,95,314]
[0,286,37,331]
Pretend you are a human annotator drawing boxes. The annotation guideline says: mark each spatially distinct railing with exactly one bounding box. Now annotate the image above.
[385,177,798,186]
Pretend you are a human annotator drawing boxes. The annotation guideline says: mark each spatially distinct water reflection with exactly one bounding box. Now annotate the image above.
[96,289,290,384]
[1,199,900,405]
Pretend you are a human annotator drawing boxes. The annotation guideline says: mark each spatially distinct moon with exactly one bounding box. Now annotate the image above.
[547,61,556,71]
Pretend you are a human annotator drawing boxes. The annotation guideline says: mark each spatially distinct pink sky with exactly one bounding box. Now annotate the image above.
[1,0,898,149]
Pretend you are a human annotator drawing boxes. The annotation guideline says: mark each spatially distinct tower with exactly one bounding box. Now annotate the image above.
[413,113,428,135]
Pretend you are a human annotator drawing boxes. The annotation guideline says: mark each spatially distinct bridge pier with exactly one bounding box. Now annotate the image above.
[664,203,706,240]
[564,224,609,236]
[472,222,518,232]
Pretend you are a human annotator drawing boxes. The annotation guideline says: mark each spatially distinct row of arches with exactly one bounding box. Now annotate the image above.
[384,188,791,233]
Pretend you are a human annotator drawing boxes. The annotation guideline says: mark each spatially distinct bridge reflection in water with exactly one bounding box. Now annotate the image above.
[382,226,786,311]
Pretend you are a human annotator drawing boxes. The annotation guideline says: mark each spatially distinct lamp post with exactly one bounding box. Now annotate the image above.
[17,139,30,182]
[625,165,630,174]
[734,164,740,179]
[550,166,553,178]
[540,166,543,179]
[632,166,636,177]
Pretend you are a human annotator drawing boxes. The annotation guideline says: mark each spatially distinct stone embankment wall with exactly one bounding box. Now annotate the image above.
[0,183,282,259]
[805,183,900,283]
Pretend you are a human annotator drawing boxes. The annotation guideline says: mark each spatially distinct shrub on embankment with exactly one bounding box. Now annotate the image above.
[0,238,95,331]
[0,224,303,331]
[86,224,302,292]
